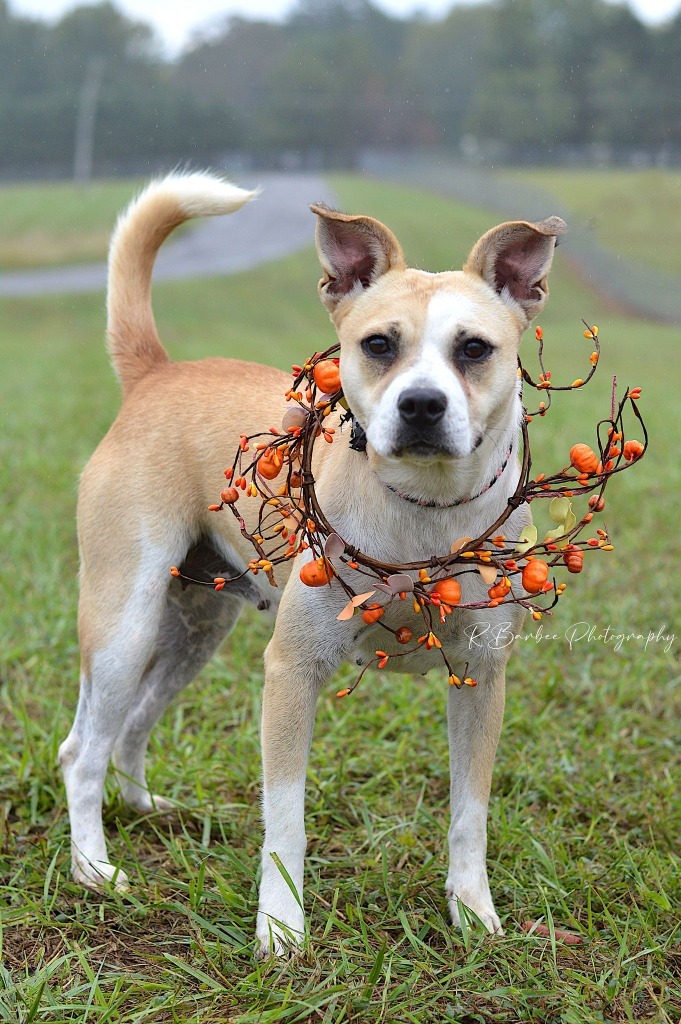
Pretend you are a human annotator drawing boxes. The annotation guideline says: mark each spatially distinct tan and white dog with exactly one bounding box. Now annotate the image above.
[58,172,565,955]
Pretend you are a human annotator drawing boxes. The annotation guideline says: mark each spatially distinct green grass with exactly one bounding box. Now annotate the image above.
[1,177,679,1022]
[503,168,681,275]
[0,178,144,270]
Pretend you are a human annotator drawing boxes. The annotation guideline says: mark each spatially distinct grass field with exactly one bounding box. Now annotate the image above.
[0,178,143,270]
[0,177,679,1023]
[503,168,681,275]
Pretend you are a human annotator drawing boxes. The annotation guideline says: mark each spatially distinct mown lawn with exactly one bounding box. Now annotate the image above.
[0,177,678,1022]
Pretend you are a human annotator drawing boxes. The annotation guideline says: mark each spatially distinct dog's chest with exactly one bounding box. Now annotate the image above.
[346,573,520,678]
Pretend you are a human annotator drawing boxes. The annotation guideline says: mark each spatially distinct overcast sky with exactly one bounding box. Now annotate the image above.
[11,0,681,55]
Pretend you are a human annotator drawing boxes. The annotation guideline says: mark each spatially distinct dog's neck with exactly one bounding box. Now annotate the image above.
[384,438,514,508]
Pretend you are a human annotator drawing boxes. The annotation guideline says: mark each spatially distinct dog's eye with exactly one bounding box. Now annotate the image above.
[461,338,491,360]
[362,335,393,358]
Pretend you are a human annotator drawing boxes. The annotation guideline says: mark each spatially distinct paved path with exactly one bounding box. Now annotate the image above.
[0,174,336,298]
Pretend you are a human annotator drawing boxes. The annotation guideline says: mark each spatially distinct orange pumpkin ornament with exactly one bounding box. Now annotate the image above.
[257,447,284,480]
[562,545,584,574]
[521,559,549,594]
[488,577,511,601]
[313,358,341,395]
[431,578,462,607]
[569,443,599,475]
[622,439,644,462]
[299,557,335,587]
[361,603,384,624]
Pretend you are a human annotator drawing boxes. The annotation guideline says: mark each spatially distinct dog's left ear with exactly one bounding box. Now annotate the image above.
[464,216,567,322]
[310,204,405,315]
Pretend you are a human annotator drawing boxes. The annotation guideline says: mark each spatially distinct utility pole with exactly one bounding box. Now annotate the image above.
[73,55,104,182]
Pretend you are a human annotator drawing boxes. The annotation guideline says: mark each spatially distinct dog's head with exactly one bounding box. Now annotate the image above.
[311,203,565,498]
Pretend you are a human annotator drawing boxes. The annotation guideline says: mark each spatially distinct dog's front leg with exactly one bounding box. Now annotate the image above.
[446,640,515,935]
[256,630,329,957]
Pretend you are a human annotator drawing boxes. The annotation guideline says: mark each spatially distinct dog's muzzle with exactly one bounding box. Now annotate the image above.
[394,386,450,457]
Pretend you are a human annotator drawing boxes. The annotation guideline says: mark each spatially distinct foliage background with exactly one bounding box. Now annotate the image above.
[2,0,681,178]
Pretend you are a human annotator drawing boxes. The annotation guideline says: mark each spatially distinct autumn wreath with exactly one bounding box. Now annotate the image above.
[171,323,647,693]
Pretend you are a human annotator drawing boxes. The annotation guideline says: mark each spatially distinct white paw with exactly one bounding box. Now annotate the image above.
[447,881,503,935]
[72,857,130,893]
[127,792,176,815]
[255,912,305,958]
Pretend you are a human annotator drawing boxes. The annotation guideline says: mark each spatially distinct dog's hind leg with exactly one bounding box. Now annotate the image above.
[59,535,182,891]
[111,577,244,813]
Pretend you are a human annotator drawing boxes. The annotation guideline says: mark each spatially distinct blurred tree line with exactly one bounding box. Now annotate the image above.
[2,0,680,178]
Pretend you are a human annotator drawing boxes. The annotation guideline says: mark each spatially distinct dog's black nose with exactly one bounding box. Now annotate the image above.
[397,387,447,426]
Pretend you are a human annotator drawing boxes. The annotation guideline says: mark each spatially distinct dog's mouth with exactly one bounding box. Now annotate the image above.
[390,430,482,461]
[392,440,455,460]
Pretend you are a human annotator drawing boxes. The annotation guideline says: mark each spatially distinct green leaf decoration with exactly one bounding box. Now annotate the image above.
[516,524,537,555]
[549,496,571,523]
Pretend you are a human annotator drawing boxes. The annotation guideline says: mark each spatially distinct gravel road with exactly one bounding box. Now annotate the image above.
[0,173,336,298]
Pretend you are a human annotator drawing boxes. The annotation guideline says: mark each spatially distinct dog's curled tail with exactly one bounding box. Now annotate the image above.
[107,171,256,396]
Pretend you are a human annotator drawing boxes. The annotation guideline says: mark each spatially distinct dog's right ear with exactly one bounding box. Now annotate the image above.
[310,204,405,315]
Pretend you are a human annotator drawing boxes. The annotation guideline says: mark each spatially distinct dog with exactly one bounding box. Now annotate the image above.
[58,172,565,955]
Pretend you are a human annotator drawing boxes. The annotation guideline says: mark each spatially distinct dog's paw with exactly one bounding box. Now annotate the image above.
[131,793,176,815]
[255,912,305,959]
[72,858,130,893]
[446,880,503,935]
[449,896,503,935]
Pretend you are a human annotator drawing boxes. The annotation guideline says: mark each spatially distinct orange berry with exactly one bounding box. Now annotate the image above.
[220,487,240,504]
[395,626,413,645]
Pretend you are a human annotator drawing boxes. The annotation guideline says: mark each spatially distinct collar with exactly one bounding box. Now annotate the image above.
[341,409,514,508]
